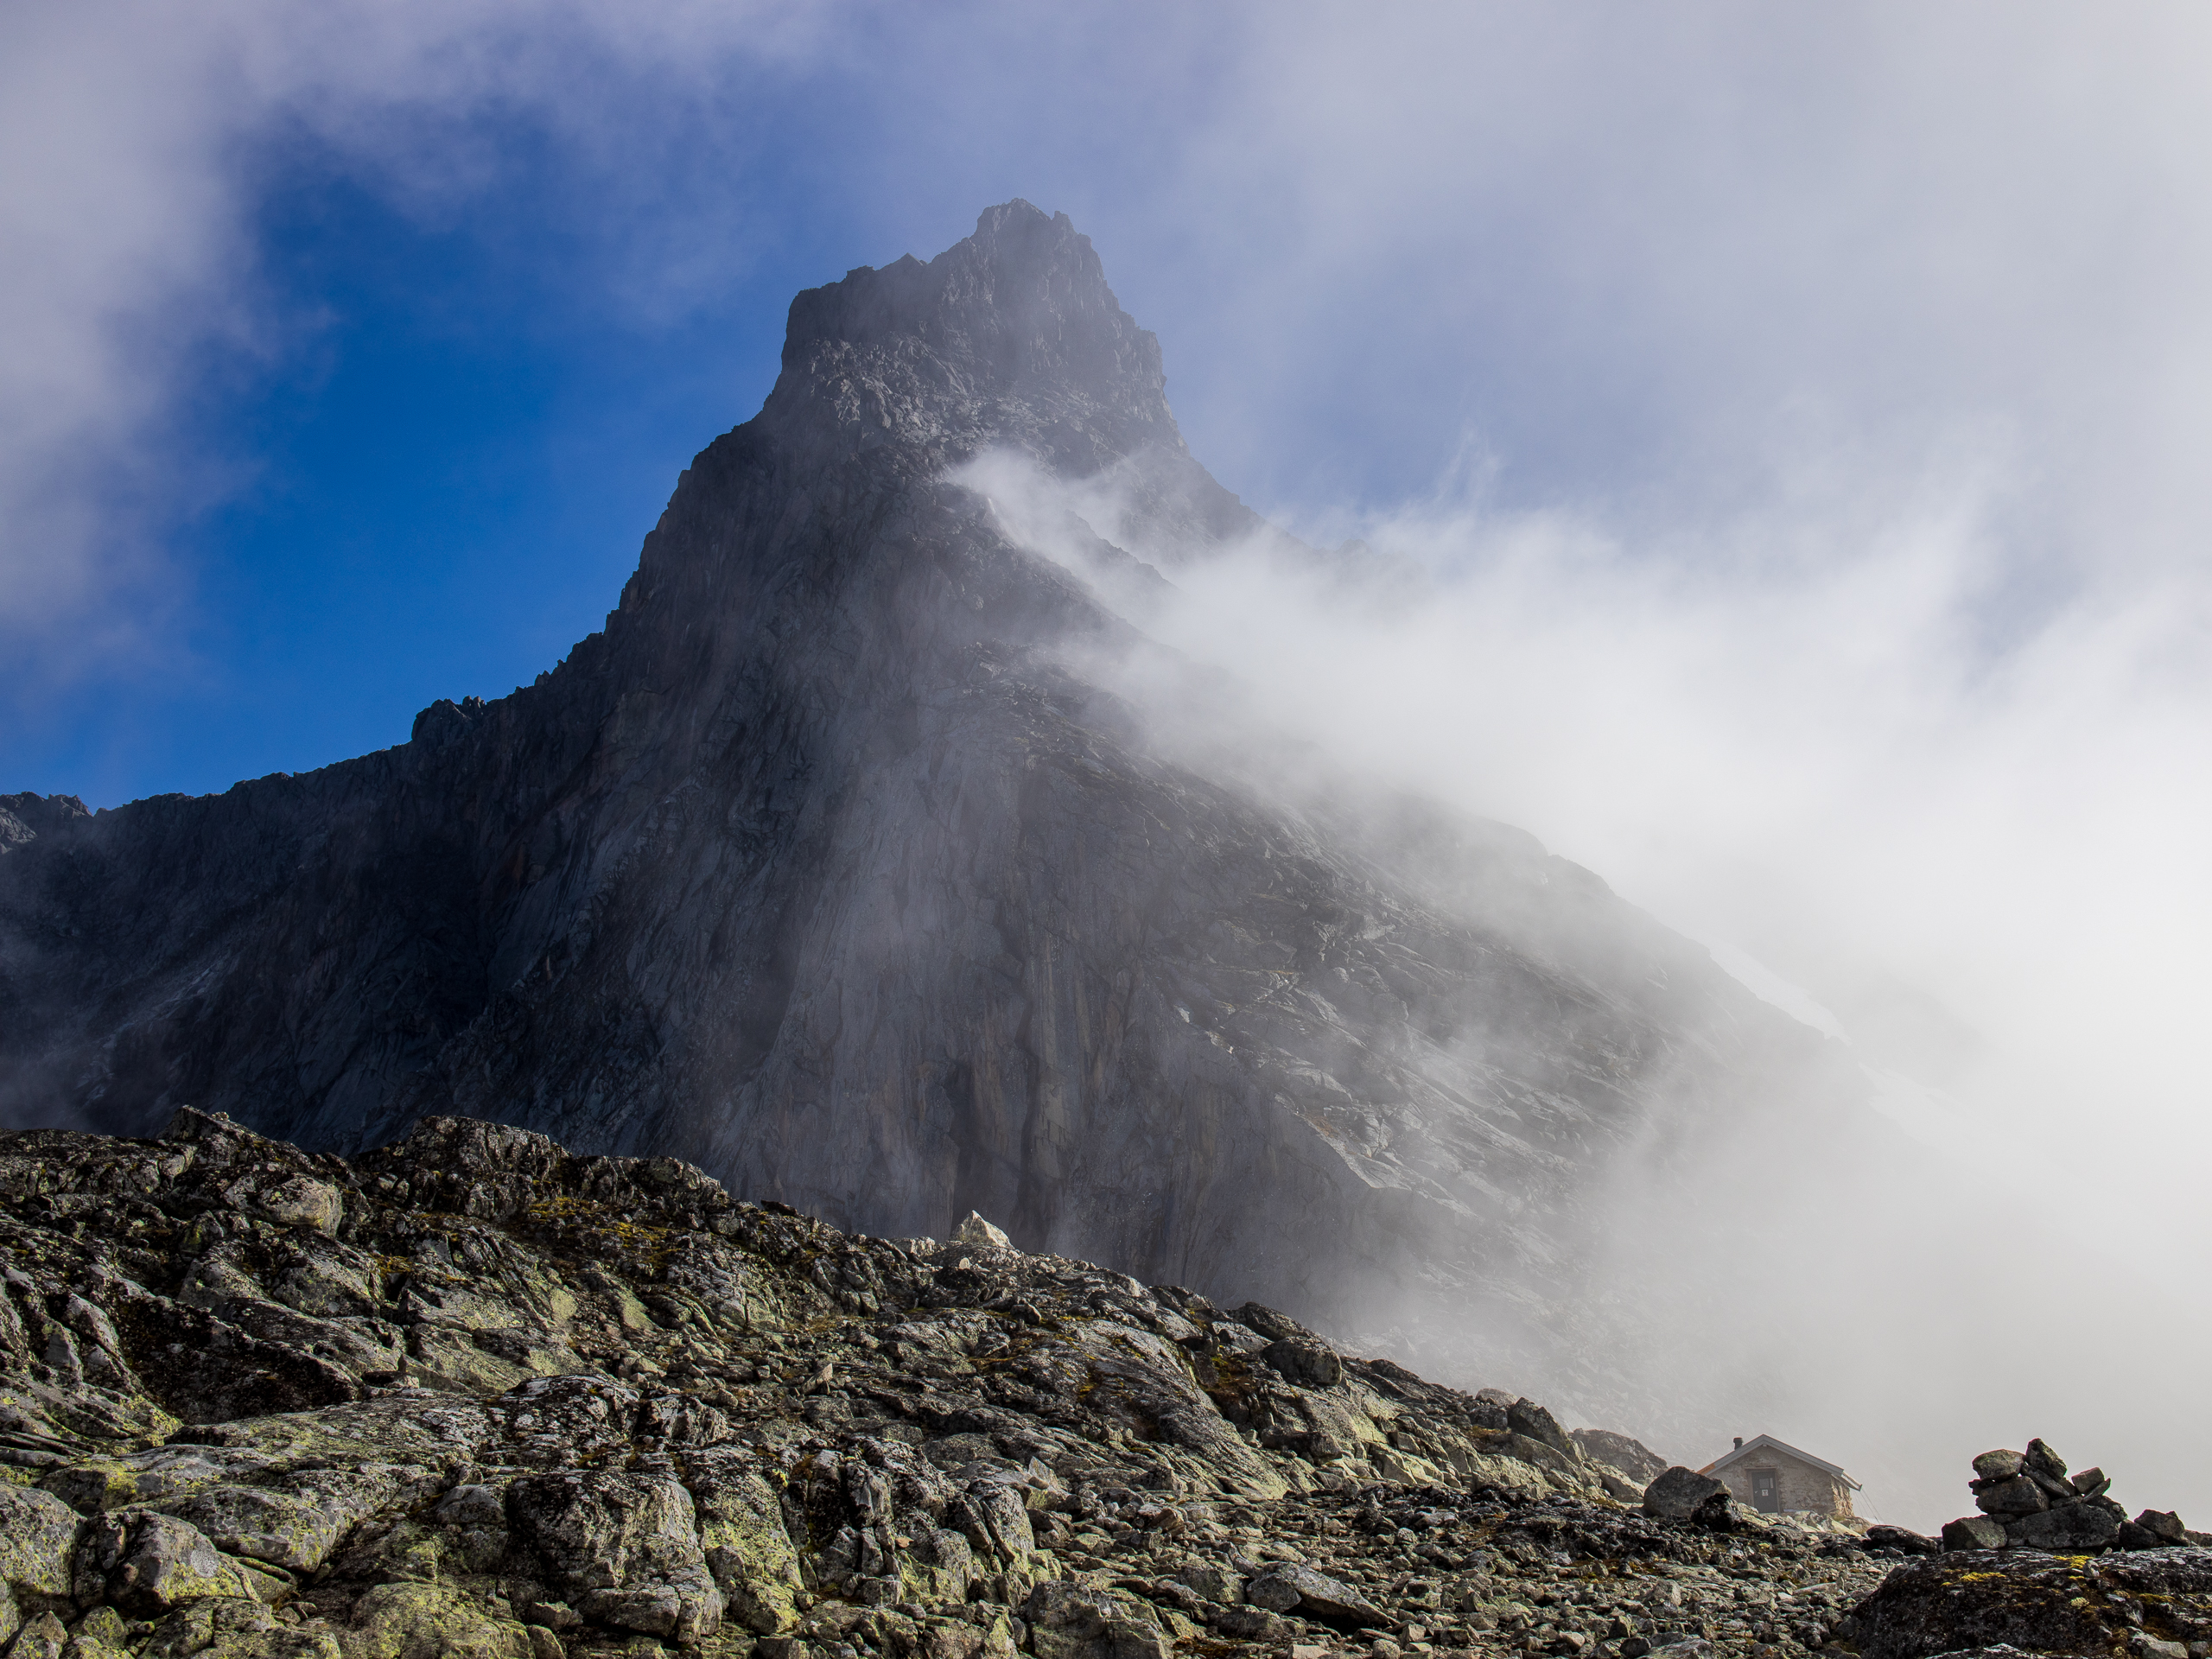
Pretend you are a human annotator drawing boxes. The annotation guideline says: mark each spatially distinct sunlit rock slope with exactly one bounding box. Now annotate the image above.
[0,1109,1921,1659]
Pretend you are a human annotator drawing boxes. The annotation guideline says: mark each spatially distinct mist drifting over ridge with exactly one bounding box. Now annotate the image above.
[954,439,2212,1531]
[4,0,2211,1543]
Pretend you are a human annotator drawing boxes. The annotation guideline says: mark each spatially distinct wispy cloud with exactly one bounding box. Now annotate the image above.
[961,427,2212,1525]
[0,0,845,694]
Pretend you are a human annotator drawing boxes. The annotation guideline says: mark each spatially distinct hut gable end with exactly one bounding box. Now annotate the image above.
[1699,1433,1861,1520]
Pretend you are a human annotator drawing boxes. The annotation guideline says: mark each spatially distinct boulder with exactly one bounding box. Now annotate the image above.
[103,1513,256,1615]
[1171,1560,1243,1605]
[950,1213,1013,1250]
[1243,1562,1389,1629]
[343,1581,534,1659]
[77,1608,133,1651]
[1973,1476,2048,1516]
[1233,1303,1325,1345]
[1506,1398,1580,1461]
[1022,1580,1170,1659]
[2021,1466,2077,1503]
[0,1484,81,1598]
[683,1453,805,1634]
[1260,1338,1343,1389]
[1941,1516,2009,1551]
[1501,1433,1583,1481]
[2021,1439,2067,1478]
[158,1465,418,1573]
[1594,1468,1647,1503]
[219,1172,345,1236]
[1571,1429,1672,1486]
[1643,1467,1731,1526]
[1970,1450,2024,1482]
[506,1471,721,1643]
[2136,1510,2190,1544]
[957,1480,1037,1567]
[6,1612,66,1659]
[1864,1525,1940,1555]
[136,1600,308,1659]
[1211,1606,1294,1642]
[2009,1502,2120,1552]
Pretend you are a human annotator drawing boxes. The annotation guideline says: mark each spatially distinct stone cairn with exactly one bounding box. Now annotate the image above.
[1941,1437,2196,1552]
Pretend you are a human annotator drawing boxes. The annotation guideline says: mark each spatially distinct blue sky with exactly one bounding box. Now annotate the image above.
[29,3,2202,809]
[2,5,1236,804]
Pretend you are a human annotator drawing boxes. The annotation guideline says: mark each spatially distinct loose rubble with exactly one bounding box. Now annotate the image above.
[0,1111,1906,1659]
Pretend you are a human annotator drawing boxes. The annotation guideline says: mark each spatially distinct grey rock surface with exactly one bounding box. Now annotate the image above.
[1937,1516,2006,1551]
[0,1482,80,1597]
[0,1108,1905,1658]
[1967,1450,2022,1482]
[1839,1548,2212,1659]
[1643,1467,1732,1525]
[0,201,1870,1414]
[1242,1561,1387,1628]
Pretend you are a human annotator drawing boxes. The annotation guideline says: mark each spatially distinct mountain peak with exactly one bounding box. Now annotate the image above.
[760,200,1186,480]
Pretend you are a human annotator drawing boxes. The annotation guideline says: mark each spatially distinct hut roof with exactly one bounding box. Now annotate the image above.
[1699,1433,1861,1491]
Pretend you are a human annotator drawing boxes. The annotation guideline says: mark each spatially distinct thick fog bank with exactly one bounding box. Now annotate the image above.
[958,448,2212,1535]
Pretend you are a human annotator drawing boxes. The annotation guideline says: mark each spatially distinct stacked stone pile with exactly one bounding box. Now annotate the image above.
[1939,1440,2205,1554]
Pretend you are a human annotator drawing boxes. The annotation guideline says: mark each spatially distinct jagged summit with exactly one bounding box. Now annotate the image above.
[771,202,1172,455]
[751,200,1249,549]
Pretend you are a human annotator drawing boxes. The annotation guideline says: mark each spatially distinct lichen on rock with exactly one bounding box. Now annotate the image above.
[0,1104,1965,1659]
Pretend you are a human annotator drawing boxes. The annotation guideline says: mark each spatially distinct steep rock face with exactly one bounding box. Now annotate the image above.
[0,202,1858,1389]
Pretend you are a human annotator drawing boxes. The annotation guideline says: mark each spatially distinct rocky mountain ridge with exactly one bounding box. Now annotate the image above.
[2,201,1877,1432]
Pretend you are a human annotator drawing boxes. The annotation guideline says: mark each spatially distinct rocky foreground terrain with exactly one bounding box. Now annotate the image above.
[5,1112,2209,1659]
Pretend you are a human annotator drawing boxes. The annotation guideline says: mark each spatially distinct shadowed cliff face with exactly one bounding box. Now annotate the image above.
[0,201,1864,1411]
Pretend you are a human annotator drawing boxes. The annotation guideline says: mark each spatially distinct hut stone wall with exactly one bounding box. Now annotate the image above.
[1717,1452,1856,1518]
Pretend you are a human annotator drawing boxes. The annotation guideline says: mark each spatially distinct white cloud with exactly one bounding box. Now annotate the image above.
[0,0,840,687]
[962,427,2212,1523]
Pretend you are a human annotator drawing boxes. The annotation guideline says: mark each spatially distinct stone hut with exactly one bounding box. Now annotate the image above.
[1700,1433,1861,1518]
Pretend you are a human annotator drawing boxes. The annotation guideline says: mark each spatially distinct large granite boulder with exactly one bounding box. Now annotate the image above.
[506,1471,721,1642]
[1643,1466,1732,1527]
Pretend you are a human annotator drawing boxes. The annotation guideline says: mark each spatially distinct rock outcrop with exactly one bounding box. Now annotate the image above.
[1834,1548,2212,1659]
[0,1112,1904,1659]
[0,201,1871,1408]
[0,794,86,857]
